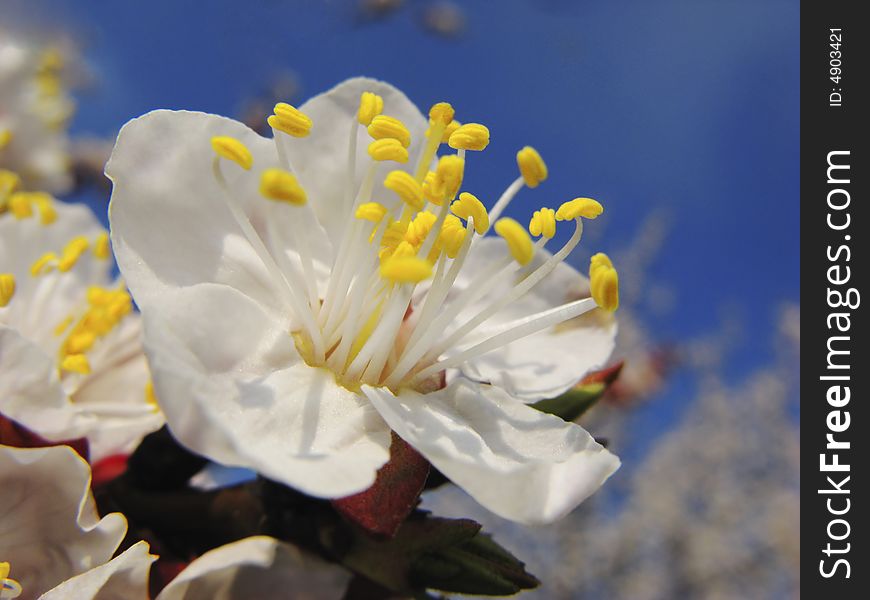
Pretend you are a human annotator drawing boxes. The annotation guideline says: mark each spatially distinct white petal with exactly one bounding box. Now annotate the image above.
[0,325,91,441]
[363,379,620,524]
[106,109,330,321]
[156,536,350,600]
[0,445,127,598]
[142,284,391,497]
[447,237,617,401]
[288,77,429,245]
[39,541,155,600]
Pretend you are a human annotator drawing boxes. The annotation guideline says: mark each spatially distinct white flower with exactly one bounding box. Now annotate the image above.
[0,30,75,194]
[0,196,163,460]
[107,77,620,524]
[156,536,351,600]
[0,444,154,600]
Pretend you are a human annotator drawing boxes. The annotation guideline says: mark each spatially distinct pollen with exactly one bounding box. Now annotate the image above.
[368,115,411,148]
[590,252,619,312]
[438,119,461,143]
[260,168,307,205]
[358,92,384,126]
[356,202,388,222]
[517,146,548,188]
[211,136,253,170]
[384,170,424,210]
[404,211,437,247]
[556,197,603,221]
[0,274,15,307]
[422,170,445,205]
[448,123,490,151]
[437,215,467,258]
[433,155,464,201]
[450,192,489,234]
[30,252,58,276]
[380,255,433,283]
[58,236,90,272]
[270,103,313,137]
[0,129,13,149]
[529,207,557,238]
[61,353,91,375]
[495,217,534,266]
[93,233,111,259]
[429,102,455,126]
[368,138,409,163]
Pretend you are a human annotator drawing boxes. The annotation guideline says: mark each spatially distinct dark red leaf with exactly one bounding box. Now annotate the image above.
[333,432,430,539]
[0,412,89,461]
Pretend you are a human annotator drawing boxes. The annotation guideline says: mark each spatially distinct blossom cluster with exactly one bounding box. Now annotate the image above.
[2,73,623,598]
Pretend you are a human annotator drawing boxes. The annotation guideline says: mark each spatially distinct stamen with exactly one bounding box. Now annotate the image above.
[590,252,619,311]
[358,92,384,126]
[487,176,523,224]
[529,207,557,239]
[450,192,489,234]
[260,168,307,205]
[8,193,33,219]
[210,136,253,170]
[61,353,91,375]
[57,236,90,272]
[0,274,15,307]
[30,252,58,276]
[0,170,21,201]
[556,197,603,221]
[368,138,409,163]
[380,256,433,284]
[413,102,455,181]
[1,560,22,599]
[433,155,464,201]
[368,115,411,148]
[93,233,111,259]
[32,192,57,224]
[356,202,388,222]
[448,123,490,151]
[413,297,598,382]
[0,129,13,150]
[269,103,313,137]
[517,146,548,188]
[494,218,534,265]
[212,153,324,359]
[384,170,424,211]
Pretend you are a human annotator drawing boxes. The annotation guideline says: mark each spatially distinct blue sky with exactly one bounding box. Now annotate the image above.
[9,0,799,419]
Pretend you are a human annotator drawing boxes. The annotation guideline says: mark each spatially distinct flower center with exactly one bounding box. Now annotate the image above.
[209,92,620,391]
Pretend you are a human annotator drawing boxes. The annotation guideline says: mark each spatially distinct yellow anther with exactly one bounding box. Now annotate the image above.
[0,129,12,150]
[66,331,96,354]
[145,381,159,408]
[380,220,408,259]
[404,211,437,247]
[211,136,253,170]
[58,236,90,272]
[529,207,557,239]
[0,562,8,580]
[31,252,58,276]
[0,274,15,307]
[433,155,464,201]
[556,197,603,221]
[590,253,619,312]
[87,286,113,306]
[8,193,33,219]
[450,192,489,234]
[422,170,445,205]
[54,315,74,336]
[269,103,313,137]
[61,354,91,375]
[380,256,433,283]
[368,115,411,148]
[0,170,21,200]
[517,146,548,188]
[356,202,388,222]
[441,120,461,143]
[368,138,408,163]
[448,123,490,151]
[392,241,417,260]
[0,560,22,599]
[260,168,307,205]
[93,233,111,259]
[384,170,424,211]
[494,218,534,266]
[437,215,467,258]
[33,192,57,225]
[358,92,384,126]
[429,102,455,126]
